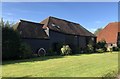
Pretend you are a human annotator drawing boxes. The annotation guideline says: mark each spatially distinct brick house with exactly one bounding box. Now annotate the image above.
[97,22,120,50]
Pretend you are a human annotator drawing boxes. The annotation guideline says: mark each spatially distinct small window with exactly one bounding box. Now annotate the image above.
[111,44,113,46]
[118,32,120,36]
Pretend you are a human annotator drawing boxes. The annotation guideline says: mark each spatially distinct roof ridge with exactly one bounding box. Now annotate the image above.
[20,19,44,25]
[49,16,80,25]
[109,22,120,24]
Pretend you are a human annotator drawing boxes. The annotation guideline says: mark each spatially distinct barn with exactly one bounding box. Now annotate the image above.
[13,16,96,55]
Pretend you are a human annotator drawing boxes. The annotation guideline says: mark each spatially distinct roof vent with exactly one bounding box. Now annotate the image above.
[51,23,56,27]
[57,25,60,28]
[51,23,60,29]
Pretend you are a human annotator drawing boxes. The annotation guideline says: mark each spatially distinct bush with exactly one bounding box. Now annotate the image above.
[112,47,119,51]
[48,48,56,56]
[96,40,107,53]
[96,40,106,49]
[66,45,72,55]
[2,27,21,60]
[61,45,72,55]
[19,42,33,59]
[96,48,104,53]
[87,44,94,53]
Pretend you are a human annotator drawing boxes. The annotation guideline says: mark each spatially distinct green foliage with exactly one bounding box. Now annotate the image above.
[96,40,107,52]
[0,18,4,27]
[96,48,104,53]
[48,48,57,56]
[61,45,66,55]
[94,27,103,35]
[87,44,94,53]
[86,38,94,53]
[19,42,33,59]
[2,19,33,60]
[2,26,21,60]
[61,45,72,55]
[2,19,22,60]
[112,47,119,51]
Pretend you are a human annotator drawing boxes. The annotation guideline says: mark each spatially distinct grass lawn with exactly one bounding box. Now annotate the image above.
[2,52,118,77]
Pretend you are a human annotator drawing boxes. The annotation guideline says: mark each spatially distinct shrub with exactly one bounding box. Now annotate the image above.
[61,45,66,55]
[96,40,107,52]
[48,48,54,56]
[19,42,33,59]
[87,44,94,53]
[96,40,106,49]
[65,45,72,55]
[48,48,58,56]
[61,45,72,55]
[2,27,21,60]
[112,47,119,51]
[96,48,104,53]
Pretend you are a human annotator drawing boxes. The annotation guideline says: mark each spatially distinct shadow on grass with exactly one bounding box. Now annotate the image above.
[2,55,64,65]
[3,52,93,65]
[2,51,118,65]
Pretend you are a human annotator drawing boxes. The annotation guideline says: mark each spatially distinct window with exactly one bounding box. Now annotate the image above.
[111,44,113,46]
[118,32,120,36]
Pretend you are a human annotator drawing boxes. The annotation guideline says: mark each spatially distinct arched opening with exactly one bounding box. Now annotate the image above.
[38,48,46,56]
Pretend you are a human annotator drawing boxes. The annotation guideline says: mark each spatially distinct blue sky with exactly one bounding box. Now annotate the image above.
[2,2,118,33]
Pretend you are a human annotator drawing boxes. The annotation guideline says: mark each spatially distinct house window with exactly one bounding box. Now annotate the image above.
[57,25,60,28]
[111,44,113,46]
[118,32,120,36]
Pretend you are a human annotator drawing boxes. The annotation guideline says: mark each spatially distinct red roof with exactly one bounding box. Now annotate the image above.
[97,22,120,43]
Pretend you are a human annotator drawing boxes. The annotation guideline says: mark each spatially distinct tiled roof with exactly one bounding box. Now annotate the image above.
[13,20,48,39]
[40,16,95,37]
[97,22,120,43]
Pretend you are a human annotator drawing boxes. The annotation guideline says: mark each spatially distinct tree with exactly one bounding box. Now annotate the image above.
[0,18,4,27]
[96,40,107,52]
[1,18,33,60]
[94,28,103,35]
[1,19,21,60]
[2,27,21,60]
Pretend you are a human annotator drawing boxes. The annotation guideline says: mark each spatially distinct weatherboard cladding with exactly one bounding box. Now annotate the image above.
[17,20,48,39]
[13,16,96,53]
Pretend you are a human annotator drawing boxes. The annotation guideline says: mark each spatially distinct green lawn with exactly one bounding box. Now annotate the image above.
[2,52,118,77]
